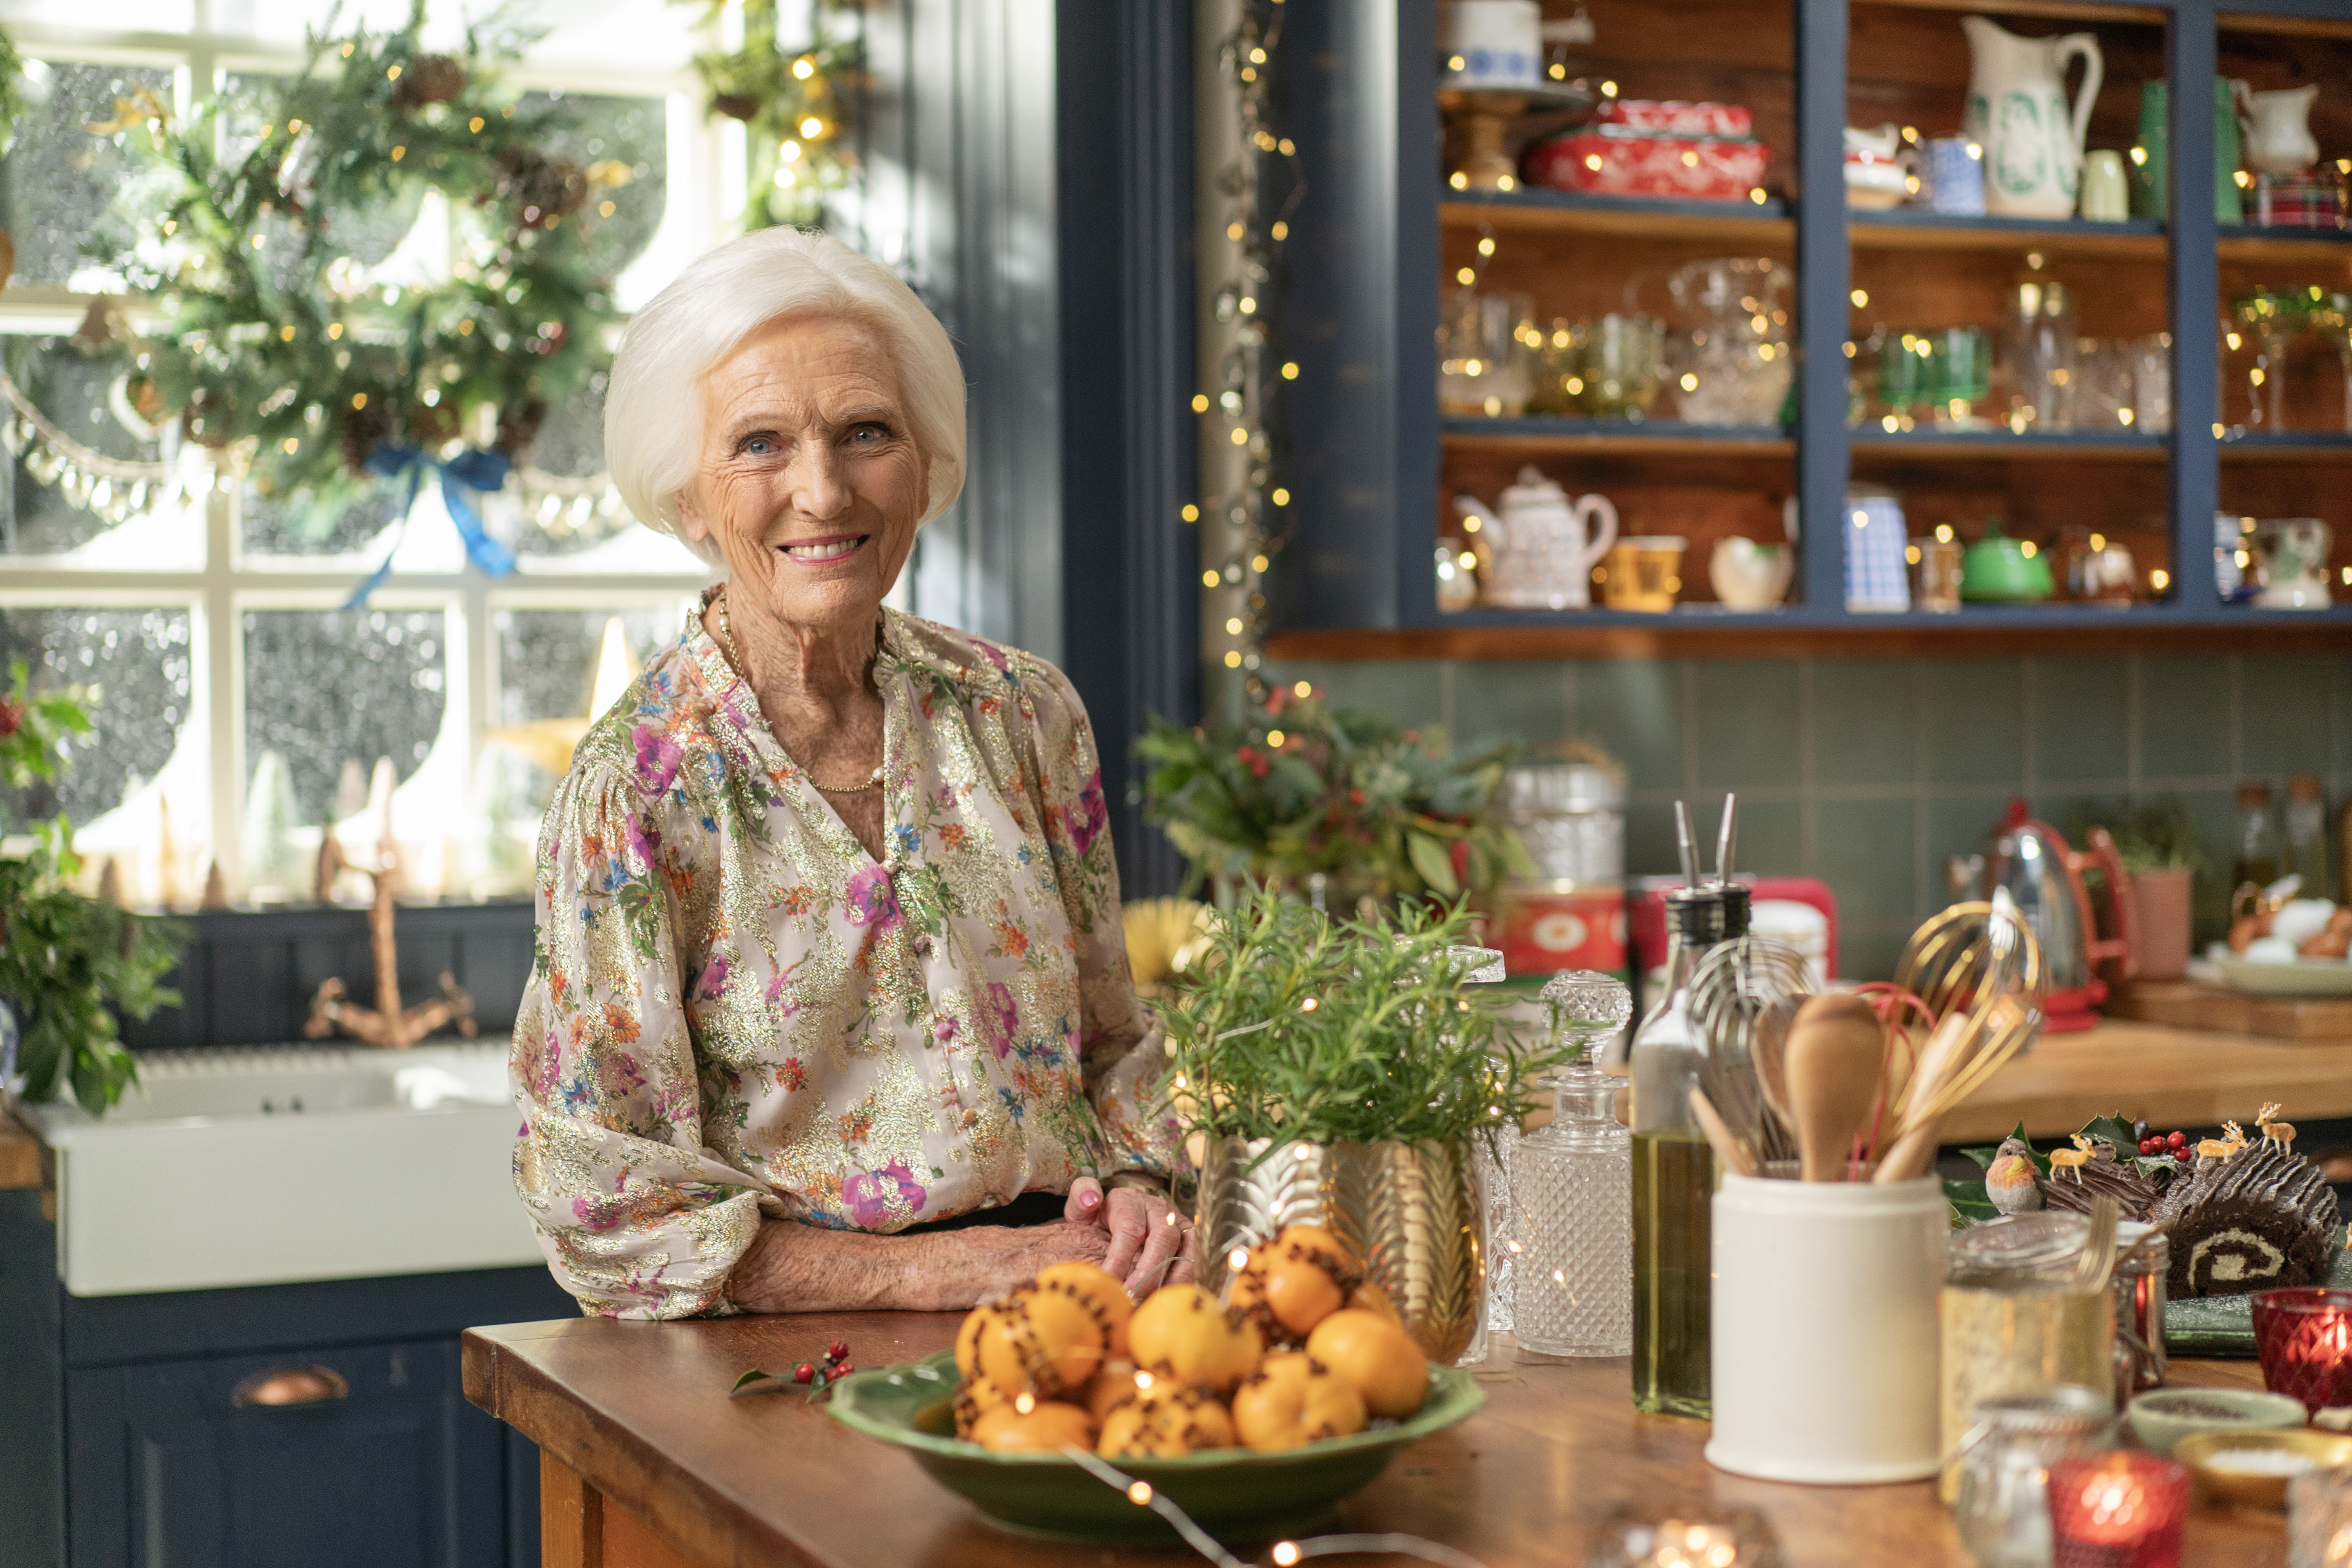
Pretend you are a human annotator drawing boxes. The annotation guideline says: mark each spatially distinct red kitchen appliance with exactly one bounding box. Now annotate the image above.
[1954,800,2138,1033]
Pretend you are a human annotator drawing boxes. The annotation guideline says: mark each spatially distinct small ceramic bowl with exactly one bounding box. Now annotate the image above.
[2172,1429,2352,1510]
[2127,1388,2309,1457]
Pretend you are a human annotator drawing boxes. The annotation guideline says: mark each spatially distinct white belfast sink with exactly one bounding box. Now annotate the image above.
[18,1040,543,1296]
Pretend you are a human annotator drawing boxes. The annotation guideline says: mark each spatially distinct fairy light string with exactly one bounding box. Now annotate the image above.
[1193,0,1305,707]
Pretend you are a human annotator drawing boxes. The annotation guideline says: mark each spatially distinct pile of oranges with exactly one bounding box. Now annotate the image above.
[952,1225,1431,1457]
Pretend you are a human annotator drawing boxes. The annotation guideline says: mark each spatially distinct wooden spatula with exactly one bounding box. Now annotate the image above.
[1785,994,1886,1182]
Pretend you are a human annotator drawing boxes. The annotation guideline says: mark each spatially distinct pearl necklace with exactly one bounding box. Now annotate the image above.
[711,587,886,795]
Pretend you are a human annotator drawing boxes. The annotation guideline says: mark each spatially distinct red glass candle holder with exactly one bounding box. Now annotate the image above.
[2252,1287,2352,1416]
[2047,1454,2189,1568]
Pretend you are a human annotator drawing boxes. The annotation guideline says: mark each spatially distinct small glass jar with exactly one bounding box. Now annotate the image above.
[1949,1387,2117,1568]
[2114,1225,2170,1400]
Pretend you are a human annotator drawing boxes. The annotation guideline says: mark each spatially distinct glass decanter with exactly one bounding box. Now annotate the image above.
[1512,971,1635,1357]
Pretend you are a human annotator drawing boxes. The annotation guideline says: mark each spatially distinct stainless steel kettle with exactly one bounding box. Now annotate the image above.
[1950,800,2136,1030]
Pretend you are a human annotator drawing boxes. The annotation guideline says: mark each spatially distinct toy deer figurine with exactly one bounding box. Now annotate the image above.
[2047,1134,2095,1183]
[2258,1102,2297,1151]
[303,823,475,1050]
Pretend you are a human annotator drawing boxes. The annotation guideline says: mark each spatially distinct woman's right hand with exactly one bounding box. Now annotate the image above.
[730,1216,1113,1314]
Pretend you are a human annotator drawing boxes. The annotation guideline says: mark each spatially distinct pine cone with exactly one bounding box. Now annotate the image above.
[711,93,759,122]
[181,391,231,450]
[392,54,468,111]
[341,396,396,474]
[492,147,589,230]
[406,398,462,449]
[494,397,546,457]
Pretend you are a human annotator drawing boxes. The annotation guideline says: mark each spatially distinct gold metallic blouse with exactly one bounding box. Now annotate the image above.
[510,598,1176,1318]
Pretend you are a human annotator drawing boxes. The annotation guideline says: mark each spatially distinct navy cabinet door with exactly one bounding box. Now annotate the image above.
[98,1340,501,1568]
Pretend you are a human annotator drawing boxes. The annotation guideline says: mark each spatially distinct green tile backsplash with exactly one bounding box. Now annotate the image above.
[1258,650,2352,980]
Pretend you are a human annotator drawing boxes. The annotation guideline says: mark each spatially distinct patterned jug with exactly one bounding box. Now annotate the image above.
[1962,16,2103,219]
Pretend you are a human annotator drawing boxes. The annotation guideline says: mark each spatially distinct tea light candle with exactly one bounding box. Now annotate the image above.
[2047,1454,2189,1568]
[2254,1289,2352,1416]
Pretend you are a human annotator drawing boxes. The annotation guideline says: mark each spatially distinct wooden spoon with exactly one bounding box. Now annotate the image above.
[1785,994,1887,1182]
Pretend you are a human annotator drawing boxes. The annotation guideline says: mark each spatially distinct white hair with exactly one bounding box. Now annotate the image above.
[603,228,967,566]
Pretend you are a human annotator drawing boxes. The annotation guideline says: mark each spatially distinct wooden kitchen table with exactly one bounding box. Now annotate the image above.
[1942,1016,2352,1145]
[463,1311,2292,1568]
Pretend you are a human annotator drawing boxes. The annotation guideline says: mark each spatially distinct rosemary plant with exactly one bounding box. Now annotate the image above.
[1160,891,1575,1157]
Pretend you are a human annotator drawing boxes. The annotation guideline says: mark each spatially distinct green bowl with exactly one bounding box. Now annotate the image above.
[2127,1387,2309,1457]
[827,1351,1485,1545]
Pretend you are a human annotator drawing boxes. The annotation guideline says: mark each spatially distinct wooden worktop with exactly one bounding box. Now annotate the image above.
[464,1312,2290,1568]
[1942,1017,2352,1145]
[0,1107,43,1192]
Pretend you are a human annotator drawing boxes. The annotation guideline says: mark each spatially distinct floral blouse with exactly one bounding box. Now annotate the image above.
[509,596,1179,1319]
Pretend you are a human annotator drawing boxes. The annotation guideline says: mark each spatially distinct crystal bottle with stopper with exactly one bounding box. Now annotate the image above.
[1512,969,1636,1356]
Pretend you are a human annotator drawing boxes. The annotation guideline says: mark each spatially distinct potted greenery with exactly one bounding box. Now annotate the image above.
[2072,797,2205,982]
[1160,892,1575,1362]
[1135,685,1530,911]
[0,663,184,1112]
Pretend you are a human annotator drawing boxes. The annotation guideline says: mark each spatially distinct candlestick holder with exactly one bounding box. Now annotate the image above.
[2253,1287,2352,1416]
[2047,1453,2189,1568]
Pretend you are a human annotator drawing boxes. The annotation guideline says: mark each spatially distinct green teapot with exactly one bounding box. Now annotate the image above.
[1960,515,2054,603]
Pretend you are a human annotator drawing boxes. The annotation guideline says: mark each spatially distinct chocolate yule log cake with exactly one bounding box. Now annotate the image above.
[2149,1136,2340,1298]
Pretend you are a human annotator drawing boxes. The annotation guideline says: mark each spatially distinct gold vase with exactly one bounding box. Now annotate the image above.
[1194,1136,1485,1364]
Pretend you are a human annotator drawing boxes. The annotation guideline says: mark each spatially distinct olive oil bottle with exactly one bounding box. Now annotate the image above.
[1628,883,1745,1417]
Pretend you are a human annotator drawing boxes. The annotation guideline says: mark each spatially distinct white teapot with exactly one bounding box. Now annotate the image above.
[1455,467,1618,610]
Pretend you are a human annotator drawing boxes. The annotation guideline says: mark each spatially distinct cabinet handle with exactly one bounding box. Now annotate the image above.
[231,1366,350,1408]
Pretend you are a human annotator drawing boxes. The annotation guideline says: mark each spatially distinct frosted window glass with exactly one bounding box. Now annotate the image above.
[1,338,186,563]
[0,63,176,289]
[0,607,195,832]
[241,607,449,823]
[496,605,683,727]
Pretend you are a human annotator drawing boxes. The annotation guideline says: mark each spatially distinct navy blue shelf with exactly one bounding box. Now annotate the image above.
[1439,187,1789,224]
[1849,428,2168,456]
[1441,416,1791,446]
[2219,223,2352,249]
[1422,603,2352,631]
[2219,432,2352,456]
[1851,210,2165,243]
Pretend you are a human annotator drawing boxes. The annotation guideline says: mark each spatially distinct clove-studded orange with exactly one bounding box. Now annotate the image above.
[1230,1352,1368,1452]
[1096,1384,1238,1458]
[971,1399,1098,1454]
[1125,1283,1265,1396]
[1037,1260,1134,1359]
[1305,1307,1429,1420]
[971,1282,1111,1400]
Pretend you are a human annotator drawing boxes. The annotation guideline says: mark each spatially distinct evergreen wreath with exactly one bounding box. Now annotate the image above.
[91,2,625,541]
[673,0,862,231]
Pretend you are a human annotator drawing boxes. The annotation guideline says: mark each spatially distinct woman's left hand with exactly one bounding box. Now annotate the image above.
[1065,1177,1198,1296]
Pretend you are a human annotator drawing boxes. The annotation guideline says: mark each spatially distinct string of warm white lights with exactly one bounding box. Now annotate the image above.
[1057,1445,1493,1568]
[1191,0,1305,706]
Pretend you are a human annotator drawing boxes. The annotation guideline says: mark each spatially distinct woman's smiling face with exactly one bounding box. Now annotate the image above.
[676,312,926,632]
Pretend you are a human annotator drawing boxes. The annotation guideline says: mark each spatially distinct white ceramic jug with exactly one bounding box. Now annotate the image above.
[1962,16,2103,220]
[1454,467,1618,610]
[2237,82,2319,176]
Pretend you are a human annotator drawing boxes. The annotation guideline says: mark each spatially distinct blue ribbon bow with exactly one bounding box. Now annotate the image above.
[344,441,519,607]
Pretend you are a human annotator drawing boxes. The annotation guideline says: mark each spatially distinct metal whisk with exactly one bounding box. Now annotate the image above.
[1688,934,1814,1172]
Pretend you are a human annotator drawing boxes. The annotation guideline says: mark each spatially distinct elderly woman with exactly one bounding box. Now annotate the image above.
[510,228,1192,1318]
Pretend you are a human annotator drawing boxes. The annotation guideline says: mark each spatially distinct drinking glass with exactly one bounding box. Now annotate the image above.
[1930,326,1994,427]
[1590,1503,1782,1568]
[2288,1468,2352,1568]
[1439,287,1536,416]
[1877,331,1935,429]
[2002,279,2077,431]
[1666,257,1792,427]
[2129,333,2172,432]
[1581,313,1666,419]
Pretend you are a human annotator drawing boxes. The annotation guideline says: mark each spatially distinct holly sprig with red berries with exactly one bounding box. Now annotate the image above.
[730,1338,857,1404]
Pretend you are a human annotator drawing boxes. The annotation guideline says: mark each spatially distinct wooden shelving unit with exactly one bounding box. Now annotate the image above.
[1269,0,2352,657]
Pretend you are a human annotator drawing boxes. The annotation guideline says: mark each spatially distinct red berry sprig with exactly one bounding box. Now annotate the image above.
[2136,1131,2196,1163]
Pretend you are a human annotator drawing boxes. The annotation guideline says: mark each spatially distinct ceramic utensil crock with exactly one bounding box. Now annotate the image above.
[1707,1174,1948,1483]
